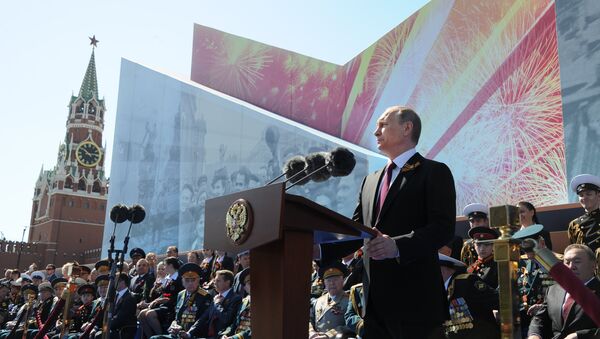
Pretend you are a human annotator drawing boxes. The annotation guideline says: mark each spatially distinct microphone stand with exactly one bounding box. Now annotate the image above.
[102,217,136,339]
[101,220,124,339]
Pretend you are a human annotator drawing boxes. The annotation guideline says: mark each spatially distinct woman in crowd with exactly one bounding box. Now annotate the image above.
[517,201,553,250]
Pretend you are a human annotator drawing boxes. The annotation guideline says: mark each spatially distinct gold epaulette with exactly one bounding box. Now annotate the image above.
[454,273,471,280]
[520,254,529,260]
[196,287,208,296]
[349,283,363,316]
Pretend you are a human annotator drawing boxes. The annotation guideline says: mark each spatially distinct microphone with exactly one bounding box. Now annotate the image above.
[328,147,356,177]
[128,204,146,224]
[109,204,130,224]
[265,155,306,185]
[304,152,331,182]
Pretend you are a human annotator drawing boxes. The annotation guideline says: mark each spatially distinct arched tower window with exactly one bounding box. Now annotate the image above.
[75,100,84,116]
[92,181,101,193]
[88,103,96,116]
[64,177,73,189]
[78,179,86,191]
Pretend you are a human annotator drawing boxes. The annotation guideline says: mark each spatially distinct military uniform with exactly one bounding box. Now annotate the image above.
[517,257,554,338]
[461,203,490,266]
[309,291,350,338]
[460,240,478,266]
[149,263,214,339]
[345,283,364,338]
[568,208,600,253]
[466,226,500,289]
[220,295,251,339]
[0,284,38,339]
[444,273,500,339]
[309,262,351,339]
[568,174,600,268]
[219,268,250,339]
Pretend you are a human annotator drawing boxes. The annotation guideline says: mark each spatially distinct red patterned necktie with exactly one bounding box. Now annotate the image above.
[378,161,397,214]
[562,292,574,322]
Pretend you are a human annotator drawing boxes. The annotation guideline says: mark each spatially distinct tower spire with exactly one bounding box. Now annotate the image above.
[78,39,99,101]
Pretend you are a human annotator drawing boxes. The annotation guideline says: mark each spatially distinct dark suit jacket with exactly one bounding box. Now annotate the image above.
[188,289,242,338]
[130,272,156,303]
[323,152,456,324]
[109,290,137,339]
[528,277,600,339]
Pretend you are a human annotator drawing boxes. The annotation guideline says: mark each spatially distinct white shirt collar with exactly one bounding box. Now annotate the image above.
[116,288,127,300]
[220,288,231,298]
[390,148,417,169]
[444,275,452,291]
[166,271,179,281]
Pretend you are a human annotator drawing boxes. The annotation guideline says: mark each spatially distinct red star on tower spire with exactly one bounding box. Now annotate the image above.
[89,35,99,48]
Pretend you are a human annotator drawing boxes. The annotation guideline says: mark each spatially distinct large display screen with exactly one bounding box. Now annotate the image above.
[103,60,385,254]
[191,0,568,211]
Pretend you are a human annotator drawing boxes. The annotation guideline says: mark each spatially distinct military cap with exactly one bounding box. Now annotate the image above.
[129,248,146,259]
[95,260,111,273]
[438,253,466,269]
[94,274,109,287]
[512,224,545,253]
[468,226,499,241]
[179,263,202,279]
[463,203,488,220]
[22,284,38,296]
[237,250,250,257]
[51,277,68,288]
[570,174,600,194]
[80,266,91,274]
[238,268,251,286]
[318,261,348,280]
[77,283,96,296]
[20,273,33,283]
[32,271,45,280]
[38,282,53,293]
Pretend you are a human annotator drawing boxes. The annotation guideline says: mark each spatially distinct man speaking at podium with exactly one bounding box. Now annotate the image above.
[320,106,456,338]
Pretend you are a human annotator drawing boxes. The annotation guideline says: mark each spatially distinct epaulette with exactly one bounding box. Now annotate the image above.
[520,254,529,260]
[196,287,208,296]
[455,273,471,280]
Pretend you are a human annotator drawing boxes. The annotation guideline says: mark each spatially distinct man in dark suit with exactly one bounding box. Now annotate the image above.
[527,244,600,339]
[183,270,242,339]
[321,106,456,338]
[109,273,137,339]
[130,258,155,303]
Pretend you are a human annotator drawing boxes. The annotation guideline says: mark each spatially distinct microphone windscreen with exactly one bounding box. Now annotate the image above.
[128,204,146,224]
[329,147,356,177]
[282,156,306,174]
[285,157,309,185]
[305,152,331,182]
[110,204,130,224]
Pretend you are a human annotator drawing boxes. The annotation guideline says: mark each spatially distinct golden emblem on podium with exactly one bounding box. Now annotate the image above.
[225,199,253,245]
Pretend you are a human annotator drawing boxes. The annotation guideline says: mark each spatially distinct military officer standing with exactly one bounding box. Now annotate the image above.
[568,174,600,266]
[309,262,351,339]
[466,226,499,289]
[460,203,490,266]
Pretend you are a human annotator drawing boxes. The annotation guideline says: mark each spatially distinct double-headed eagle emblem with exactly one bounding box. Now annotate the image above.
[225,199,253,245]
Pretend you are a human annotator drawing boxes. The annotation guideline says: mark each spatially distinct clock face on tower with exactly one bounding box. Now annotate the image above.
[76,141,102,167]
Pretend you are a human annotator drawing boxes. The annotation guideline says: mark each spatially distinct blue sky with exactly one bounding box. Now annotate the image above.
[0,0,429,241]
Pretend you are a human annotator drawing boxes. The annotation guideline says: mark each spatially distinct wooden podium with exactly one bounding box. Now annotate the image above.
[204,183,375,339]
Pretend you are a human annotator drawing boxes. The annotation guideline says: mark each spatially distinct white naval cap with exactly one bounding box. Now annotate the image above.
[31,271,45,280]
[462,203,488,219]
[438,253,466,268]
[570,174,600,194]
